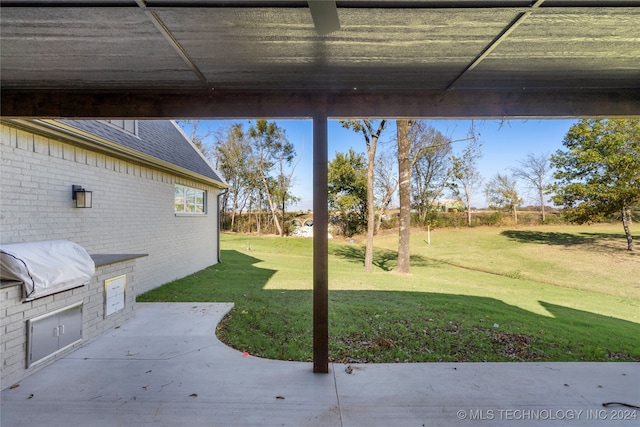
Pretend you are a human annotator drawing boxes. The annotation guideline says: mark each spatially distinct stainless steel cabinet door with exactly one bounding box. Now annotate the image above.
[57,303,83,350]
[27,303,83,367]
[28,313,60,367]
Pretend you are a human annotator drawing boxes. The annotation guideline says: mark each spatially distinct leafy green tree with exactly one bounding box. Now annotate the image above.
[551,119,640,251]
[213,123,253,231]
[248,120,296,236]
[327,148,367,236]
[485,173,523,224]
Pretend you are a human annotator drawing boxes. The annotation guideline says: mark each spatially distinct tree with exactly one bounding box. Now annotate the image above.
[272,142,302,229]
[396,120,457,273]
[374,149,398,235]
[396,119,412,274]
[248,120,296,236]
[512,152,552,222]
[450,138,483,226]
[177,120,213,159]
[341,120,387,272]
[485,173,523,224]
[213,123,254,231]
[551,119,640,251]
[410,122,453,225]
[327,148,368,236]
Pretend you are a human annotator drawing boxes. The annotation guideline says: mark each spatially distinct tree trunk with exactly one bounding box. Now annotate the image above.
[539,188,546,223]
[375,211,383,235]
[282,195,286,234]
[513,204,518,225]
[259,172,283,236]
[396,119,411,274]
[362,120,385,273]
[465,193,472,227]
[255,200,261,234]
[237,195,248,232]
[364,146,376,272]
[419,205,427,226]
[375,188,395,235]
[622,207,634,251]
[231,194,238,231]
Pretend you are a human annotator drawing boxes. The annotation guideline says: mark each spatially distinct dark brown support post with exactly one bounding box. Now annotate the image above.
[313,115,329,374]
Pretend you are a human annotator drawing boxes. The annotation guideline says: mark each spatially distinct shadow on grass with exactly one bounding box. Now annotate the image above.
[139,249,640,363]
[330,244,431,271]
[500,229,636,254]
[324,292,640,362]
[138,249,277,303]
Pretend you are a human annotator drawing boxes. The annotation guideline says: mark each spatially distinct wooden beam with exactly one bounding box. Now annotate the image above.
[2,90,639,119]
[312,115,329,374]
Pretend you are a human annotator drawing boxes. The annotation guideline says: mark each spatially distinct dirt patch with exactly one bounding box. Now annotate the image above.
[492,332,539,360]
[607,351,640,362]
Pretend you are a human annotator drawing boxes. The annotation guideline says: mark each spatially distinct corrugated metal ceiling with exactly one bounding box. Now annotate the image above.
[1,1,638,117]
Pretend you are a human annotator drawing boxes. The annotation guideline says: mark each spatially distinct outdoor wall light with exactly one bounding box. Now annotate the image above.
[72,185,92,208]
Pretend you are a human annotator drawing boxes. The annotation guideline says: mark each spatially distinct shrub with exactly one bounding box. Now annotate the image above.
[483,211,503,226]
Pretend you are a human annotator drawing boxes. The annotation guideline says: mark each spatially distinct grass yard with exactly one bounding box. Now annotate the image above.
[138,224,640,363]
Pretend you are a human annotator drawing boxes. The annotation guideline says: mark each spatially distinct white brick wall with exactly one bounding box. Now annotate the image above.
[1,122,222,387]
[0,122,221,294]
[1,260,137,387]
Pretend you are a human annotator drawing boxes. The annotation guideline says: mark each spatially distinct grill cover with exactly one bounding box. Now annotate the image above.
[0,240,95,301]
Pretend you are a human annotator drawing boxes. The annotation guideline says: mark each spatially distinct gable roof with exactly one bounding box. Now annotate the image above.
[55,120,226,188]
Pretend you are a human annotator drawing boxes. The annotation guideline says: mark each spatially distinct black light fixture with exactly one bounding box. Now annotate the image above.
[72,185,92,208]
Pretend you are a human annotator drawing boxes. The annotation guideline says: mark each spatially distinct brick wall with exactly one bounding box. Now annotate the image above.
[1,260,137,387]
[0,122,221,294]
[1,121,222,387]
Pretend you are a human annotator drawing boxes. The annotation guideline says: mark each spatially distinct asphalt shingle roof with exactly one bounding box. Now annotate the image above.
[58,120,224,185]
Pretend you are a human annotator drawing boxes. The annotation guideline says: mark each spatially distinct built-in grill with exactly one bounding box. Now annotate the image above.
[0,240,95,301]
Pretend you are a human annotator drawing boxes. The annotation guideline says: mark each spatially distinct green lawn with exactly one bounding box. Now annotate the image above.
[138,224,640,363]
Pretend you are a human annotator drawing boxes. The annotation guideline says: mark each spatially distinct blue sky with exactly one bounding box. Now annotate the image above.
[190,118,577,210]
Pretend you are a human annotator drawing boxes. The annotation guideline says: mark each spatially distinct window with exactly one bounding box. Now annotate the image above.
[175,185,206,214]
[102,120,138,136]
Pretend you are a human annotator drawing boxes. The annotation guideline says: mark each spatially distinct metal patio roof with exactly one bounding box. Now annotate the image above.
[1,1,639,118]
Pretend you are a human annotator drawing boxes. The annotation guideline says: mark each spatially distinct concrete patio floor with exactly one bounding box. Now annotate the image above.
[2,303,638,426]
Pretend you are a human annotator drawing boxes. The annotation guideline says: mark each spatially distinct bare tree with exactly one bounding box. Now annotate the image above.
[177,120,214,159]
[274,142,302,232]
[512,152,552,222]
[410,123,454,225]
[374,148,398,235]
[341,119,387,273]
